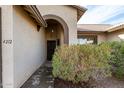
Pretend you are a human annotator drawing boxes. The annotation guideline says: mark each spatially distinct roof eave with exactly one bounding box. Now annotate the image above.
[106,24,124,32]
[23,5,47,27]
[71,5,87,21]
[72,5,87,12]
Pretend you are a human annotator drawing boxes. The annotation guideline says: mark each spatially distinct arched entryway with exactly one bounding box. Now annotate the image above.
[43,15,69,61]
[43,14,69,44]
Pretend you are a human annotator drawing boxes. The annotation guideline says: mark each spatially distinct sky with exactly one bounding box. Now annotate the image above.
[78,5,124,25]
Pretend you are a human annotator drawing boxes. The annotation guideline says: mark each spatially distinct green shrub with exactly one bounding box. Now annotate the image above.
[109,41,124,79]
[52,44,111,83]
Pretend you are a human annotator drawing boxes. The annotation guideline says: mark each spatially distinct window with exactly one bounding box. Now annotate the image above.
[78,35,97,44]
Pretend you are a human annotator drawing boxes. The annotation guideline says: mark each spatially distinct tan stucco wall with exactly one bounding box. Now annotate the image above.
[59,25,64,45]
[0,5,14,88]
[107,29,124,42]
[97,33,107,44]
[37,5,77,45]
[13,6,46,88]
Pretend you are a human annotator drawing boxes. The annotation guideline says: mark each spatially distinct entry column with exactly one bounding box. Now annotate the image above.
[2,6,14,88]
[0,7,2,88]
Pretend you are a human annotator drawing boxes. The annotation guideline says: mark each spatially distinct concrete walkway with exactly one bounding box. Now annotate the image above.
[21,61,54,88]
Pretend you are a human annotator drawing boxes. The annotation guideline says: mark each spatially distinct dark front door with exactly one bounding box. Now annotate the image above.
[47,40,56,61]
[0,8,2,87]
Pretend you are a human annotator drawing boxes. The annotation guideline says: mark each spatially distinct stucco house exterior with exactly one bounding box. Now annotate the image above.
[0,5,124,88]
[0,5,87,88]
[77,24,124,44]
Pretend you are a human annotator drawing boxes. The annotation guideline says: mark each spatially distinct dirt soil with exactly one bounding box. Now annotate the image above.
[94,77,124,88]
[54,77,124,88]
[54,78,81,88]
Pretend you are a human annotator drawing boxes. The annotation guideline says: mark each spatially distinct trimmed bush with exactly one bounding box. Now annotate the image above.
[109,41,124,79]
[52,44,111,84]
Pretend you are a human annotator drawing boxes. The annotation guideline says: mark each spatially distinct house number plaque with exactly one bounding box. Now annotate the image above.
[3,40,12,44]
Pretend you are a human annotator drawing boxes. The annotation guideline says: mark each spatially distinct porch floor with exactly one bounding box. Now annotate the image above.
[21,61,54,88]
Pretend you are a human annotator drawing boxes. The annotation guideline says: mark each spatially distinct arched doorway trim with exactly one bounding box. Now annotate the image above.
[43,14,69,44]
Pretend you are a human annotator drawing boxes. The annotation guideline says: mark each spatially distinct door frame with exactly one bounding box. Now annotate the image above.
[47,40,57,61]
